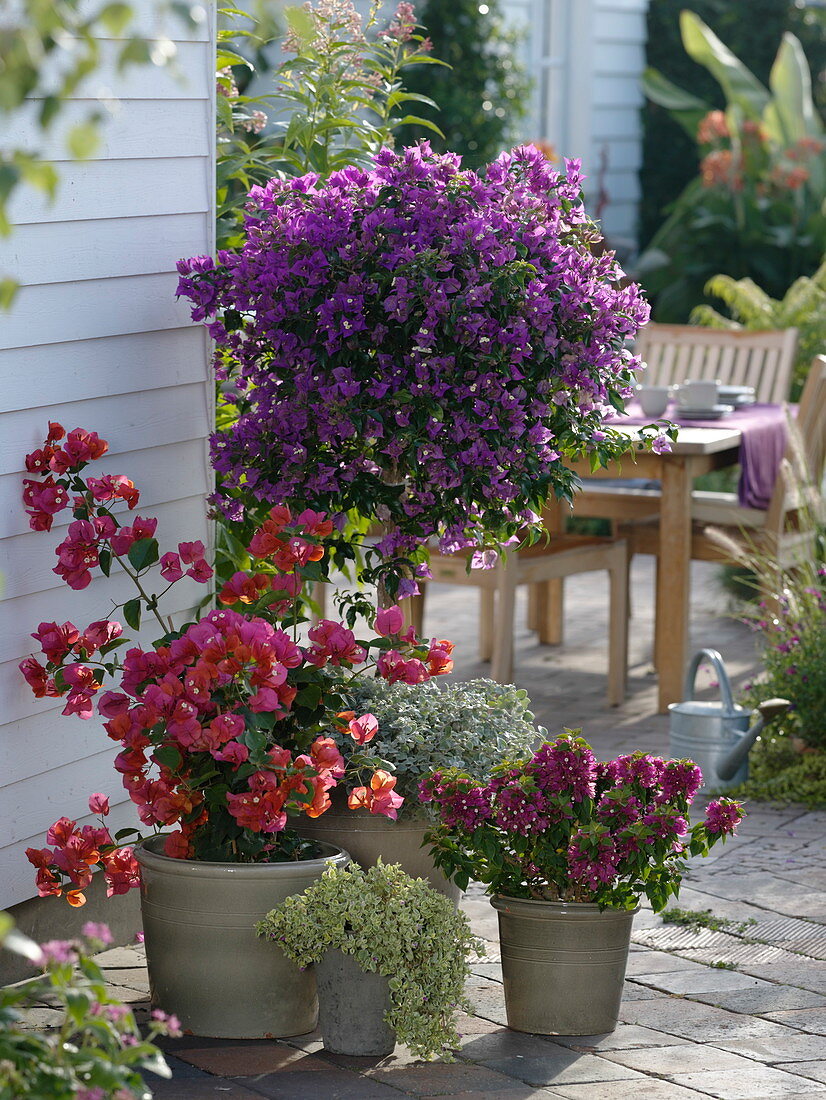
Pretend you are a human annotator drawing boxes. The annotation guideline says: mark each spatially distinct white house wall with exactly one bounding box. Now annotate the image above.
[0,0,216,907]
[503,0,649,248]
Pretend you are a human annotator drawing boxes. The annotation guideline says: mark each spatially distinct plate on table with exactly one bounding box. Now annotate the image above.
[718,385,756,406]
[676,404,735,421]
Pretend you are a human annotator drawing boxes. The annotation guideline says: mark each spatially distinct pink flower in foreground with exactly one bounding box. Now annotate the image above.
[347,769,404,819]
[377,649,428,684]
[88,793,110,816]
[160,552,184,582]
[347,713,378,745]
[705,798,744,835]
[375,605,404,636]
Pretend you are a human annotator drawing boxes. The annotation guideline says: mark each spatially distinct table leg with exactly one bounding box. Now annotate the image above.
[538,500,565,644]
[656,459,692,712]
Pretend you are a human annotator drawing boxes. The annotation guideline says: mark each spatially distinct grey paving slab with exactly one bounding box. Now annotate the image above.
[666,1065,826,1098]
[364,1060,541,1095]
[689,985,826,1014]
[765,1008,826,1035]
[550,1024,681,1051]
[779,1063,826,1084]
[243,1069,408,1098]
[599,1041,760,1075]
[548,1084,712,1100]
[619,997,803,1042]
[469,1051,648,1088]
[633,967,770,995]
[717,1032,826,1063]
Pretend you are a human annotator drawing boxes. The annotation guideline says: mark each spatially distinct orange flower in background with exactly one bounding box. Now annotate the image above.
[697,110,729,145]
[348,769,404,819]
[700,149,743,191]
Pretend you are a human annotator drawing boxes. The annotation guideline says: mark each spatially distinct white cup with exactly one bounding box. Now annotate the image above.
[677,379,720,409]
[636,385,670,418]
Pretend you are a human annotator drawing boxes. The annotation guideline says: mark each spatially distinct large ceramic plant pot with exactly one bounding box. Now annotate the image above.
[491,896,637,1036]
[135,837,349,1038]
[297,792,460,902]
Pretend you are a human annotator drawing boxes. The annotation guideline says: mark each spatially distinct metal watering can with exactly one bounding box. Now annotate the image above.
[669,649,790,793]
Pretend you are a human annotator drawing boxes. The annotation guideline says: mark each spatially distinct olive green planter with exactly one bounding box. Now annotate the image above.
[491,896,637,1036]
[135,837,349,1038]
[297,792,460,902]
[315,949,395,1056]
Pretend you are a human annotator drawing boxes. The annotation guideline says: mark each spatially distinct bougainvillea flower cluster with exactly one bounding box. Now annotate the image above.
[177,142,655,589]
[420,733,743,910]
[20,424,454,904]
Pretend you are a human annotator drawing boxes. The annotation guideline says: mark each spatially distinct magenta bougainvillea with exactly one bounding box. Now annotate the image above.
[177,143,653,591]
[420,733,744,909]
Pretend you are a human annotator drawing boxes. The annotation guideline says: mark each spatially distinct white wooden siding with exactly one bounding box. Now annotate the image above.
[503,0,649,246]
[0,0,215,907]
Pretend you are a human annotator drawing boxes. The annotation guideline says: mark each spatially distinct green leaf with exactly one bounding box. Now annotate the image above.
[98,2,134,36]
[154,745,183,771]
[122,598,142,631]
[98,548,112,577]
[66,122,101,160]
[680,10,769,121]
[0,277,18,309]
[127,537,159,572]
[641,67,708,139]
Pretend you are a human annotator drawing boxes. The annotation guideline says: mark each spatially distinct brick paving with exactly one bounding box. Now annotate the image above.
[21,558,826,1097]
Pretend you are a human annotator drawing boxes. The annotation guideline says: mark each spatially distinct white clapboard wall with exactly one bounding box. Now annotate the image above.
[503,0,649,248]
[0,1,216,907]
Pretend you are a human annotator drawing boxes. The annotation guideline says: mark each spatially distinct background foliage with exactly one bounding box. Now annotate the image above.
[398,0,530,168]
[640,0,826,248]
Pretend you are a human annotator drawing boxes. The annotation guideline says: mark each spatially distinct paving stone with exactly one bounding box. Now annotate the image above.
[94,946,148,968]
[172,1042,330,1076]
[634,967,768,995]
[551,1024,678,1051]
[619,983,661,1001]
[243,1068,408,1098]
[619,997,796,1041]
[417,1091,566,1100]
[667,1065,826,1098]
[457,1030,569,1062]
[625,949,716,976]
[689,985,826,1014]
[470,1051,649,1088]
[366,1061,533,1095]
[599,1041,763,1075]
[464,980,508,1027]
[145,1079,265,1099]
[765,1009,826,1035]
[778,1063,826,1084]
[17,1005,65,1030]
[719,1032,826,1063]
[548,1082,717,1100]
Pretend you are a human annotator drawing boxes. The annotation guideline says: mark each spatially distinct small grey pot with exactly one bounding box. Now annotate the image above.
[314,948,395,1056]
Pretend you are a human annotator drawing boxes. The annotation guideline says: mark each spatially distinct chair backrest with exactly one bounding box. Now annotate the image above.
[636,323,798,404]
[765,355,826,534]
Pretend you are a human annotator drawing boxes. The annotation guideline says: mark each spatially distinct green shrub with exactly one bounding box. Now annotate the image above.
[690,258,826,399]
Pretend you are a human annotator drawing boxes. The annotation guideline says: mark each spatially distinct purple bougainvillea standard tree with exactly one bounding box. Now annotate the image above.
[177,142,655,595]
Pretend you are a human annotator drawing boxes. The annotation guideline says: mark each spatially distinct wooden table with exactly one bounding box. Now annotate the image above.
[548,426,743,713]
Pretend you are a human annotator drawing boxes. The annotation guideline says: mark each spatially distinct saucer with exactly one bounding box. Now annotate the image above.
[718,385,756,407]
[676,404,735,421]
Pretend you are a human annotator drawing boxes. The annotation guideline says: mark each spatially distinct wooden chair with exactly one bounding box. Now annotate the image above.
[636,323,798,403]
[573,324,800,526]
[625,355,826,649]
[422,535,629,705]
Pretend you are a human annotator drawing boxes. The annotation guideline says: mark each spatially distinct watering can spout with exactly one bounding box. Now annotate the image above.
[715,698,791,783]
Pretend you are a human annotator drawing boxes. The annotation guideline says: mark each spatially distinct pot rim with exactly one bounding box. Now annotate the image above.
[491,894,640,916]
[134,834,349,878]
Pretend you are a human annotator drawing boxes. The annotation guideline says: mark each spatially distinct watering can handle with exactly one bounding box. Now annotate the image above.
[683,649,737,713]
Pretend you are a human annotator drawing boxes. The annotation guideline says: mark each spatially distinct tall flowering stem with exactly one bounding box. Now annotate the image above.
[177,142,652,596]
[20,424,454,904]
[420,732,744,911]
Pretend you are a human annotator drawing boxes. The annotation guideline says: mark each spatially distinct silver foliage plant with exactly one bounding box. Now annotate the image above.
[340,677,545,809]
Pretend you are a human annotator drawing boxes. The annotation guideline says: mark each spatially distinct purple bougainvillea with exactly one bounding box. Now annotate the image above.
[177,143,651,587]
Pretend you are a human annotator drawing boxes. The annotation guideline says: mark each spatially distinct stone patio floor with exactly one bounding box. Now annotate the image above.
[32,558,826,1097]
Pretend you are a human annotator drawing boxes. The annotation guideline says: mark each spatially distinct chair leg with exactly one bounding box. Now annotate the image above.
[491,564,517,683]
[479,588,495,661]
[607,545,629,706]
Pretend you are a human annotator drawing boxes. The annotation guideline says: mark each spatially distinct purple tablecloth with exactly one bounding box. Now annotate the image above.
[606,401,792,510]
